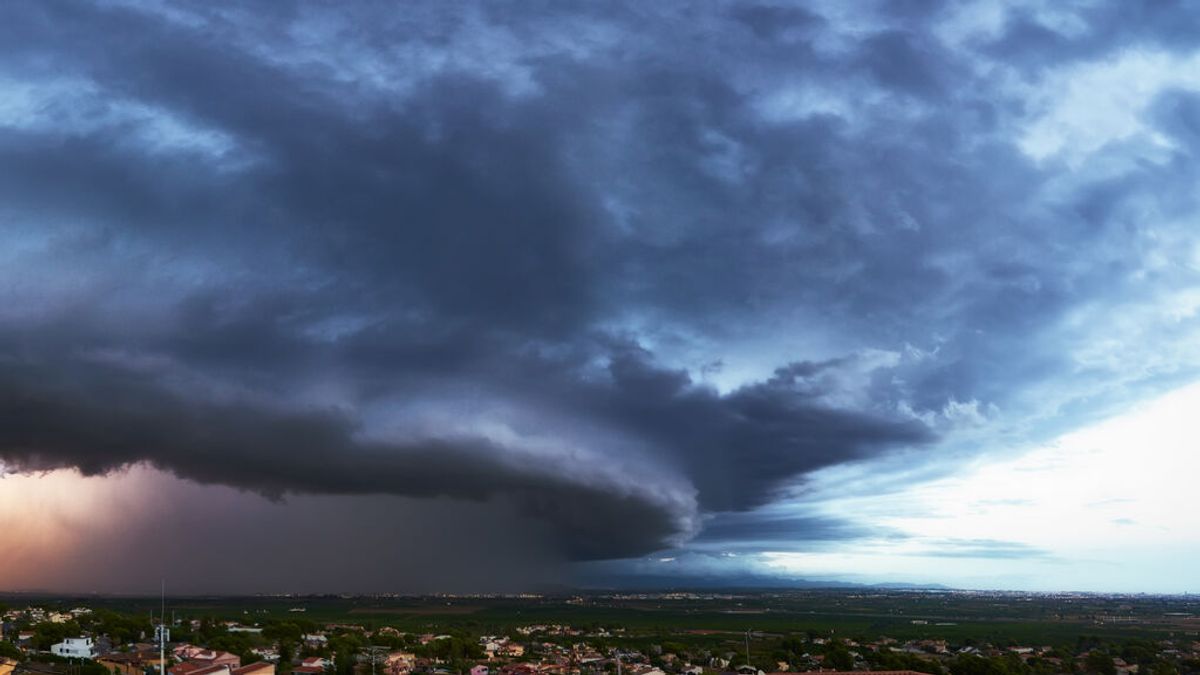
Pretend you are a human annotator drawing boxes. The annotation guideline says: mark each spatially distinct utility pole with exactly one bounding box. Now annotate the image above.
[744,630,751,669]
[363,645,387,675]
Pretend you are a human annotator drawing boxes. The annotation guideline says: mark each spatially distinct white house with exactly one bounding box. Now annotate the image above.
[51,637,97,659]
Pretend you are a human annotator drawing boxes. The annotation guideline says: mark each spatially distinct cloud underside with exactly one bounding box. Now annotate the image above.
[1,0,1199,580]
[0,334,927,560]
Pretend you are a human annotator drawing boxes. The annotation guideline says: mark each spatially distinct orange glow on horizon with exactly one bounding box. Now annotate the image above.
[0,465,158,589]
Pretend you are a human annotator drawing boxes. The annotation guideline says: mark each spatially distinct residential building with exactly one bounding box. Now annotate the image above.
[51,637,97,659]
[190,651,242,669]
[384,652,415,675]
[173,665,234,675]
[99,650,167,675]
[233,663,276,675]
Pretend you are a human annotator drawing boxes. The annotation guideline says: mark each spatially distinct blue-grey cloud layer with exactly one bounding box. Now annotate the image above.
[1,0,1198,584]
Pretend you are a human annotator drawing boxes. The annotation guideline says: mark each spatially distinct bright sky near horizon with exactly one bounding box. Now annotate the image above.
[759,380,1200,592]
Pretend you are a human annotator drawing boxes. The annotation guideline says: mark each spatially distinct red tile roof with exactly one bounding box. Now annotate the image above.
[172,658,232,672]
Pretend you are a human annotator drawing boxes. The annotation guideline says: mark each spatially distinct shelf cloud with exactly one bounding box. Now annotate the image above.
[1,0,1198,590]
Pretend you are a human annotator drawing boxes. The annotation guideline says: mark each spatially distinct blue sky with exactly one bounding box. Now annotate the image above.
[0,0,1198,593]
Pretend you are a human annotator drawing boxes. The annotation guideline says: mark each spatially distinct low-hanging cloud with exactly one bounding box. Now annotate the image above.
[0,321,924,561]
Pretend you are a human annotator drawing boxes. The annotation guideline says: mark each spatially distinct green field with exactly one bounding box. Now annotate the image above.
[6,590,1197,647]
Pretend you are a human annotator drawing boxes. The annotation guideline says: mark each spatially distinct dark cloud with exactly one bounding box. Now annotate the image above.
[856,30,948,98]
[0,321,923,562]
[977,2,1200,73]
[594,351,932,512]
[0,0,1197,589]
[0,335,690,561]
[730,4,824,42]
[692,511,898,549]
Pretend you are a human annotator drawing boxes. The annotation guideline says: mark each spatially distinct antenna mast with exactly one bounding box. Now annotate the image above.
[160,580,167,675]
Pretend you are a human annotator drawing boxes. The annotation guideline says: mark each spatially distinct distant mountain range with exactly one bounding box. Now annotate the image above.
[573,571,949,591]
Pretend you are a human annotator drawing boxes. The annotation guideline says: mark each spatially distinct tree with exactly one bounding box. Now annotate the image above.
[330,635,365,675]
[32,620,81,650]
[264,623,304,645]
[1084,653,1115,675]
[0,641,23,662]
[824,646,854,672]
[1147,663,1177,675]
[949,654,1009,675]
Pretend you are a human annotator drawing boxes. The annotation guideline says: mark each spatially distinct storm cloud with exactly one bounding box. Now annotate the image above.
[1,0,1199,588]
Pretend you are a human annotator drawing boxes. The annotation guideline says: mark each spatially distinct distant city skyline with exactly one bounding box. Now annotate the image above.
[0,1,1198,594]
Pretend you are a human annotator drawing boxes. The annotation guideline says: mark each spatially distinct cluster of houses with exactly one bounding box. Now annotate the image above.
[3,605,1200,675]
[2,608,92,626]
[25,639,276,675]
[0,608,238,675]
[167,644,277,675]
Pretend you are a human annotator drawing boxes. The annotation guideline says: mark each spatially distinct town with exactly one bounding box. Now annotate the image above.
[1,593,1198,675]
